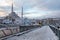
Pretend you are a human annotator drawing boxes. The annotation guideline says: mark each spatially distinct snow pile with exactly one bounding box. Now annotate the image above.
[6,26,58,40]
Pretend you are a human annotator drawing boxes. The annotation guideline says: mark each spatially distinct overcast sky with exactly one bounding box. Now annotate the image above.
[0,0,60,19]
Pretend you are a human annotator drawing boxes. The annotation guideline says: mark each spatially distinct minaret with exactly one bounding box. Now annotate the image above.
[21,6,23,19]
[21,6,24,25]
[11,3,13,13]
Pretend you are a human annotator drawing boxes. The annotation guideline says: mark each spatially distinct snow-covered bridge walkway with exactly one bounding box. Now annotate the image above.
[6,26,58,40]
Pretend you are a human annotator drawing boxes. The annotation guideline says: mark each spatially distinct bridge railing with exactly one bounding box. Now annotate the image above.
[0,27,20,38]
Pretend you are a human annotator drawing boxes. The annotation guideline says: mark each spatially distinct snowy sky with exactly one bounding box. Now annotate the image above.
[0,0,60,19]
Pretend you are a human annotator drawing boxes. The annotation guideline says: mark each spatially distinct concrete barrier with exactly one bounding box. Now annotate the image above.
[16,28,20,33]
[3,29,12,36]
[0,27,20,38]
[0,30,5,38]
[11,29,17,34]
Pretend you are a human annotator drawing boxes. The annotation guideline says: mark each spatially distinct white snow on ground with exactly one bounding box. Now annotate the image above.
[6,26,58,40]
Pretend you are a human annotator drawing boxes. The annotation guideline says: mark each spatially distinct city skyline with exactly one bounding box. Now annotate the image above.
[0,0,60,19]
